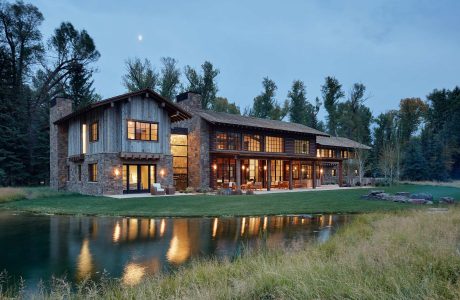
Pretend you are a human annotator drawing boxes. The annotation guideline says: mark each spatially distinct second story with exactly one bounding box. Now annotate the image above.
[52,89,190,158]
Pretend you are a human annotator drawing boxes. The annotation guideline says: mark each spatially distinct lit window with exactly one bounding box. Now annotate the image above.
[243,134,261,151]
[295,140,309,154]
[127,121,158,141]
[88,163,98,182]
[90,121,98,142]
[265,136,283,152]
[81,124,87,154]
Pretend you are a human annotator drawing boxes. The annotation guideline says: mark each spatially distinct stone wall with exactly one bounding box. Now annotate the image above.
[175,92,211,190]
[157,154,174,187]
[50,97,72,190]
[66,153,124,195]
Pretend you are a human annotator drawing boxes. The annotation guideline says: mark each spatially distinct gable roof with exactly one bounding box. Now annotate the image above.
[317,136,371,150]
[54,89,191,124]
[194,109,329,136]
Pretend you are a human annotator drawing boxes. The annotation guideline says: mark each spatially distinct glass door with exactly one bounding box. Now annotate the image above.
[123,164,156,193]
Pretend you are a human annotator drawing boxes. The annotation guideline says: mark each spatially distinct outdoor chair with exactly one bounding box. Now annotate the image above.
[151,183,165,195]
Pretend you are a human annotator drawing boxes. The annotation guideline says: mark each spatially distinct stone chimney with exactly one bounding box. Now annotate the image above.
[50,97,73,190]
[175,91,202,111]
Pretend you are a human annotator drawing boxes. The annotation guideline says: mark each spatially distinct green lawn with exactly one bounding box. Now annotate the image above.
[1,184,459,217]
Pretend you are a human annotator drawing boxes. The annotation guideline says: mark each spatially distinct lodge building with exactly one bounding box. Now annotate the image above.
[50,89,370,195]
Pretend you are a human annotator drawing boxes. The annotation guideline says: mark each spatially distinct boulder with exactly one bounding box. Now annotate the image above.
[409,198,432,205]
[369,190,385,196]
[410,193,433,201]
[395,192,410,197]
[439,197,455,204]
[392,195,410,203]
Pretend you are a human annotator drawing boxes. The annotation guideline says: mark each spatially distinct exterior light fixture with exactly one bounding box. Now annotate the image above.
[263,165,267,171]
[320,168,324,174]
[160,169,165,177]
[212,164,217,170]
[242,165,245,170]
[114,167,120,177]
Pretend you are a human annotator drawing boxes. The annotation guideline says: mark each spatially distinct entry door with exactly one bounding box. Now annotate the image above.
[123,164,156,193]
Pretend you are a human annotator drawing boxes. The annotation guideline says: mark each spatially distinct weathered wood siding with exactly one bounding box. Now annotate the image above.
[121,96,171,154]
[67,95,170,156]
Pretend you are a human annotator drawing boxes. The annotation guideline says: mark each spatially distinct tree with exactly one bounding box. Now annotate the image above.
[250,77,288,120]
[399,98,427,143]
[184,61,219,109]
[159,57,180,101]
[402,138,427,180]
[288,80,308,124]
[337,83,372,145]
[321,76,344,135]
[213,97,240,114]
[65,63,99,109]
[122,57,159,92]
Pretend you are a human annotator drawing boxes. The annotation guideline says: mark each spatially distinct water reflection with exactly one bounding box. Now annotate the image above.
[0,212,350,289]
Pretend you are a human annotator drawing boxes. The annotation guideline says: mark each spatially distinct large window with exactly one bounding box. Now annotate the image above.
[171,134,188,175]
[81,123,87,154]
[294,140,309,154]
[243,134,261,151]
[265,136,284,153]
[341,150,350,158]
[88,163,98,182]
[214,131,241,150]
[317,148,334,158]
[90,121,98,142]
[127,120,158,141]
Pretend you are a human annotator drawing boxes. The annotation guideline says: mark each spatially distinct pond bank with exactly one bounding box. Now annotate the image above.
[3,207,459,299]
[1,184,459,218]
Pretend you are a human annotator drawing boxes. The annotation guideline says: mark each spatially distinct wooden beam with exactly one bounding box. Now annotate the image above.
[267,159,271,191]
[289,160,293,190]
[312,161,316,189]
[338,160,343,187]
[236,158,241,190]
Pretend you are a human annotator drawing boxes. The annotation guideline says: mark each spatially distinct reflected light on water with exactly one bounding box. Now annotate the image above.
[149,219,155,237]
[248,217,260,236]
[128,218,138,240]
[263,216,268,231]
[241,217,246,236]
[122,263,146,286]
[160,219,166,237]
[329,215,333,226]
[167,220,190,264]
[76,238,93,281]
[212,218,218,238]
[113,222,121,243]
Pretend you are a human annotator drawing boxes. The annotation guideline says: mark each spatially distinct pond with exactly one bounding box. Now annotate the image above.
[0,212,351,290]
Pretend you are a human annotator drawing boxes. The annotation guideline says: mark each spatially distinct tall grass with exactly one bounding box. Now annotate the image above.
[0,187,70,203]
[3,207,460,299]
[0,188,26,203]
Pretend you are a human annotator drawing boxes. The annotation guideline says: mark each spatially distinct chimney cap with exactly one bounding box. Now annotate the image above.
[176,91,201,102]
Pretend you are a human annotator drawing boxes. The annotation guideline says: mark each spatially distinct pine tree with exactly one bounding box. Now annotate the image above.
[250,77,287,120]
[321,76,344,135]
[402,138,427,180]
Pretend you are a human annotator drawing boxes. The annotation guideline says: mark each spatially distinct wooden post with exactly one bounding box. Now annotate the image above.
[338,161,343,187]
[236,157,241,190]
[267,159,271,191]
[312,161,316,189]
[289,160,293,190]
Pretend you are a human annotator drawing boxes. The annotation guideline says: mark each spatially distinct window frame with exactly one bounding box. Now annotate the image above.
[89,121,99,142]
[265,136,284,153]
[88,163,98,182]
[242,134,261,152]
[127,120,159,142]
[294,139,310,154]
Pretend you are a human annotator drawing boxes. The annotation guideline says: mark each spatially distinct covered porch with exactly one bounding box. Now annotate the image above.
[210,154,344,191]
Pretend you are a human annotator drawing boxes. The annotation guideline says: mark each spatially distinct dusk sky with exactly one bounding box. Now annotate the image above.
[33,0,460,119]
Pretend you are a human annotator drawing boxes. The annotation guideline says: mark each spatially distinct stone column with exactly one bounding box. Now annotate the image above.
[338,160,343,187]
[289,160,293,190]
[267,159,271,191]
[312,161,316,189]
[236,157,241,190]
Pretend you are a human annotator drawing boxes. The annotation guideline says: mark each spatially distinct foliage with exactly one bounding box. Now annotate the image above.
[250,77,288,120]
[213,97,240,114]
[321,76,344,135]
[122,57,159,92]
[159,57,180,101]
[0,2,100,186]
[402,138,427,180]
[184,61,220,109]
[287,80,322,129]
